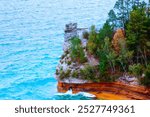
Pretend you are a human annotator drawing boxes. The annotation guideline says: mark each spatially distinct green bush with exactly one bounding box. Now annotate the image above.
[106,74,120,82]
[56,69,59,75]
[80,65,100,82]
[61,54,65,60]
[140,65,150,86]
[72,71,79,78]
[129,63,143,77]
[99,21,113,40]
[70,37,87,63]
[67,61,72,65]
[82,31,89,39]
[59,69,71,80]
[87,25,99,55]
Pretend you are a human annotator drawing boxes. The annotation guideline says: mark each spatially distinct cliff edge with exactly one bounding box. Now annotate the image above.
[55,23,150,100]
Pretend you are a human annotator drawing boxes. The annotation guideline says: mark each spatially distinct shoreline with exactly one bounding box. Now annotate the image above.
[57,81,150,100]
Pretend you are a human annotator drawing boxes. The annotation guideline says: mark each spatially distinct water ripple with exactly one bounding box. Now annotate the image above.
[0,0,117,100]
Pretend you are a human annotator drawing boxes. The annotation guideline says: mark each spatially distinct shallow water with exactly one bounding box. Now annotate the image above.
[0,0,116,100]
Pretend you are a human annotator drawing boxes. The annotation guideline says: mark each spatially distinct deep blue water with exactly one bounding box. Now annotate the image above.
[0,0,116,100]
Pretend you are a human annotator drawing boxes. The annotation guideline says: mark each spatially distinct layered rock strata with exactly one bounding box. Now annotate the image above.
[58,81,150,100]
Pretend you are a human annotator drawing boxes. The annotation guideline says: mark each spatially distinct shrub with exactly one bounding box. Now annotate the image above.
[140,65,150,86]
[59,69,71,80]
[61,54,65,60]
[87,25,99,55]
[129,63,143,77]
[72,71,79,78]
[67,61,72,65]
[56,69,59,75]
[80,65,100,82]
[99,21,113,40]
[106,73,120,82]
[70,37,87,63]
[82,31,89,39]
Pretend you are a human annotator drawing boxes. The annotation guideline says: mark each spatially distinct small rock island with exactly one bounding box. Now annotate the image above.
[55,0,150,100]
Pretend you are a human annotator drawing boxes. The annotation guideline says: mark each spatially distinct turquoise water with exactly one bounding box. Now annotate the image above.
[0,0,116,100]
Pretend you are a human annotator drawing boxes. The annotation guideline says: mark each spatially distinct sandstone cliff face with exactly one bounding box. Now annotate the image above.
[58,81,150,100]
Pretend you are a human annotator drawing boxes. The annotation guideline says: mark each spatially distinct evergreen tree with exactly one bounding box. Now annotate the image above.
[99,21,113,41]
[126,6,149,65]
[87,25,99,55]
[114,0,126,28]
[108,9,117,28]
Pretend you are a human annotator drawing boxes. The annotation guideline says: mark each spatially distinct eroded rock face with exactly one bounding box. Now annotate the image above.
[57,81,150,100]
[63,23,78,51]
[56,23,90,83]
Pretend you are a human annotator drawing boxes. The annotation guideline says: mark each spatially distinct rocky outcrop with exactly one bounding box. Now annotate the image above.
[63,23,78,51]
[56,23,99,83]
[57,81,150,100]
[63,23,88,51]
[55,24,150,100]
[118,75,139,85]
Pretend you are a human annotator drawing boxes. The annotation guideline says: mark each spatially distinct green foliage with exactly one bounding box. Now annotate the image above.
[58,1,150,84]
[80,65,100,82]
[99,37,117,73]
[99,21,113,40]
[140,64,150,86]
[126,6,150,66]
[72,71,79,78]
[98,51,107,75]
[108,9,117,28]
[70,37,87,64]
[87,25,99,55]
[129,63,143,76]
[59,69,71,80]
[82,31,89,39]
[126,7,147,50]
[110,0,147,29]
[56,69,59,75]
[67,61,72,65]
[100,73,120,82]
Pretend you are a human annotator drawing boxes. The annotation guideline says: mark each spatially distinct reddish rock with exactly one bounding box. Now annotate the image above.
[57,81,150,100]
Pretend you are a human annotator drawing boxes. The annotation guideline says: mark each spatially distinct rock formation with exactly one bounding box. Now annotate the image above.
[58,81,150,100]
[56,23,89,83]
[55,24,150,100]
[63,23,78,51]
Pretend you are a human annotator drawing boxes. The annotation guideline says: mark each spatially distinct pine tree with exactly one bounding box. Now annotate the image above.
[126,6,148,65]
[108,9,117,28]
[114,0,126,28]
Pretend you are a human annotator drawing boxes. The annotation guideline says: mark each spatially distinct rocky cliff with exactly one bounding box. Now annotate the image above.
[55,23,150,100]
[57,81,150,100]
[56,23,98,83]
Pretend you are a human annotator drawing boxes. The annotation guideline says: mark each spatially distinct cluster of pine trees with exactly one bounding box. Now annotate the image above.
[84,0,150,85]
